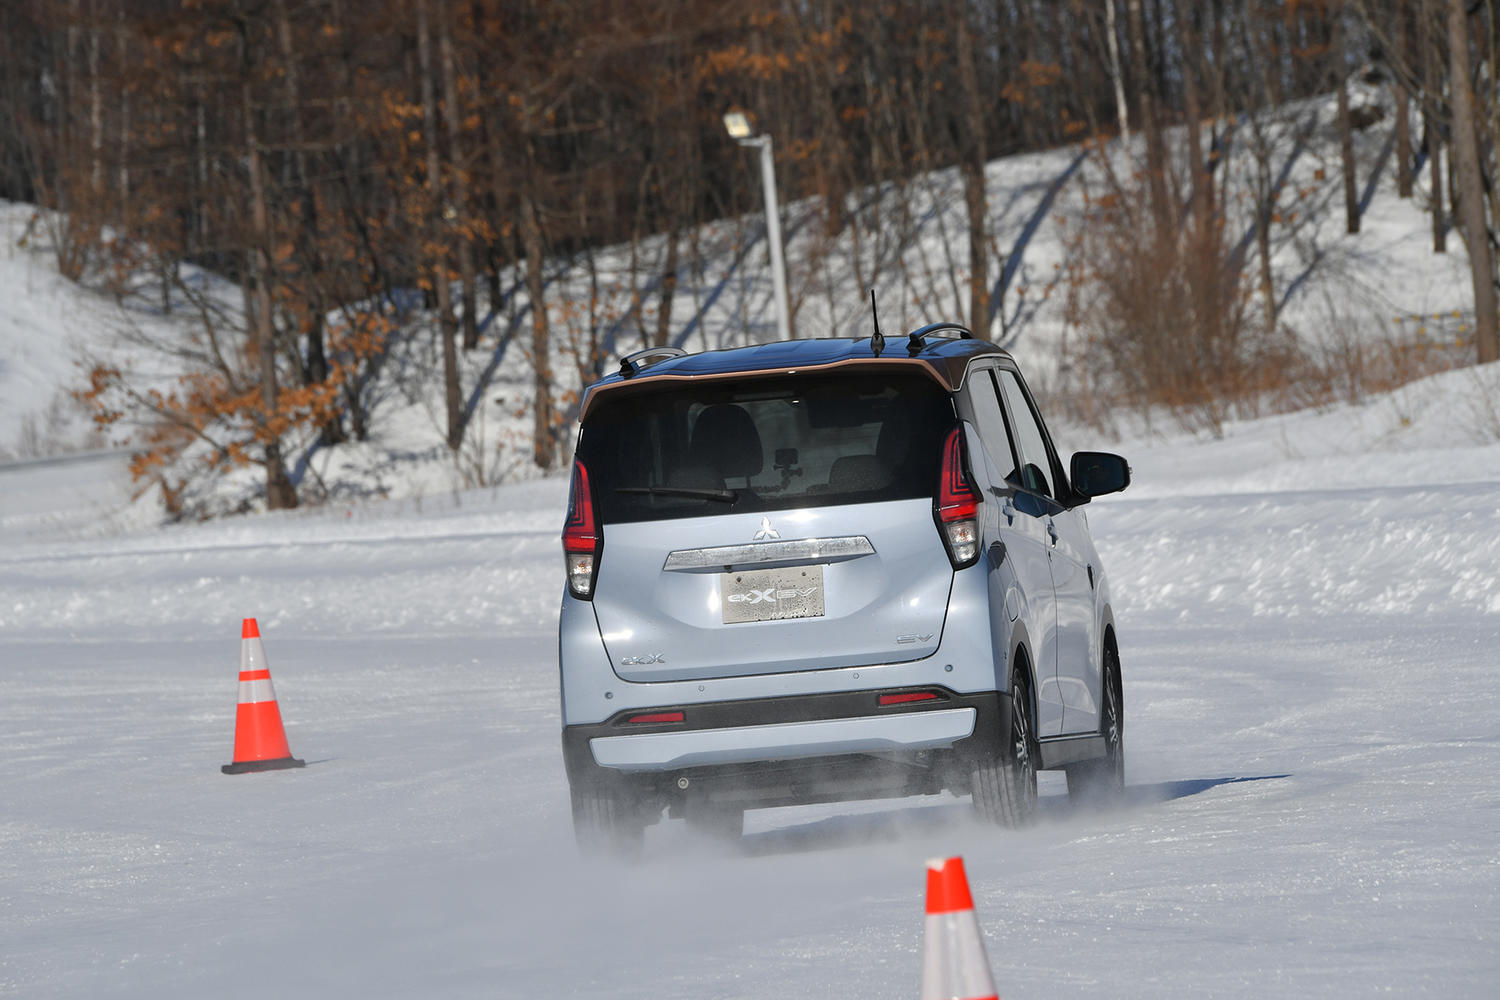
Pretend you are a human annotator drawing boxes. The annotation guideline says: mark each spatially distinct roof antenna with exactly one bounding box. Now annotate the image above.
[869,288,885,357]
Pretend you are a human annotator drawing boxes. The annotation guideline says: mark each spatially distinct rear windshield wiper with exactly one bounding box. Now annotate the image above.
[616,486,738,503]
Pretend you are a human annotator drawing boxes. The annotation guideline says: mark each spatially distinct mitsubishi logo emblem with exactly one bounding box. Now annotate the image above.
[753,516,780,541]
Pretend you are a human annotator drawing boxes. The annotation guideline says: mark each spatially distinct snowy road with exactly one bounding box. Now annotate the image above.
[2,464,1498,998]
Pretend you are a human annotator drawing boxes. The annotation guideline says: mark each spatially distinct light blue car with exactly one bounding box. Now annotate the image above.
[559,325,1130,854]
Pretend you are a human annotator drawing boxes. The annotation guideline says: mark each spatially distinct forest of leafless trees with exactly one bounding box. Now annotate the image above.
[0,1,1495,512]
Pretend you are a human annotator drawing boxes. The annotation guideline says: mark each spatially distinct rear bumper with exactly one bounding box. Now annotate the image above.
[562,686,1009,810]
[590,707,977,771]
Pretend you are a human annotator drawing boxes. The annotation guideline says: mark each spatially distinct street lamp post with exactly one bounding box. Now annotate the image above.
[723,111,791,342]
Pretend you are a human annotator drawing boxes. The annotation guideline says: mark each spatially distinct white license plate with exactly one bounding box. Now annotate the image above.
[721,566,826,624]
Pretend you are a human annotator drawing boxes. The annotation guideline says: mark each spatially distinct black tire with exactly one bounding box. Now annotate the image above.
[972,669,1038,827]
[1065,645,1124,805]
[570,782,646,859]
[684,801,744,840]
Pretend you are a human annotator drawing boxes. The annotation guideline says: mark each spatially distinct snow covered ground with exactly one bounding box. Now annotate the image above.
[4,366,1498,998]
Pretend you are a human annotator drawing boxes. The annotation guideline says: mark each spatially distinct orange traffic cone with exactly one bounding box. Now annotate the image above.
[221,618,305,774]
[921,856,999,1000]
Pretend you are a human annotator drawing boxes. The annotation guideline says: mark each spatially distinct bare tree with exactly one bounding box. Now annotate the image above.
[520,150,554,469]
[438,3,480,351]
[1394,6,1414,198]
[1126,0,1168,224]
[1333,4,1361,234]
[1423,1,1448,253]
[1176,0,1212,231]
[956,3,990,336]
[239,19,296,509]
[1105,0,1130,144]
[417,0,463,451]
[1446,0,1498,363]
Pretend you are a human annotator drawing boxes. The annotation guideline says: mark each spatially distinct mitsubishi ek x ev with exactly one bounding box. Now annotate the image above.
[558,325,1131,853]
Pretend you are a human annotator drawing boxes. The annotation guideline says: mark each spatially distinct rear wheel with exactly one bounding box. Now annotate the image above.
[972,669,1038,827]
[570,782,646,859]
[1065,645,1124,805]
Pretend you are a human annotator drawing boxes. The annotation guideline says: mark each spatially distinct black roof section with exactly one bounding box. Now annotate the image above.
[579,329,1011,419]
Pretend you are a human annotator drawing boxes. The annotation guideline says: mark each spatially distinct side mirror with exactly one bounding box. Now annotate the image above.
[1070,451,1131,498]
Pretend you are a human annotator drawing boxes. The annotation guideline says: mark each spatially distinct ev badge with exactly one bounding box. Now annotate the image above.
[753,516,781,541]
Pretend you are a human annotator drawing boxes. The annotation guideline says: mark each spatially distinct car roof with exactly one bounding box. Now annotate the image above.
[579,334,1011,420]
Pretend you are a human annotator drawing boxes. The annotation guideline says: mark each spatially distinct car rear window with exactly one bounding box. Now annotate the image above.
[577,371,954,524]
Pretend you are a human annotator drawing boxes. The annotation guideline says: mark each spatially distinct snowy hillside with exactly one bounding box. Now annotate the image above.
[2,82,1484,520]
[4,81,1500,998]
[0,205,115,460]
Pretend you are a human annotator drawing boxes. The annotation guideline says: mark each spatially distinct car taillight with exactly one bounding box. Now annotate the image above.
[562,459,601,598]
[935,426,981,568]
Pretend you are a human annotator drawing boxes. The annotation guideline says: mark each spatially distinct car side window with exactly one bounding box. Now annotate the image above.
[966,369,1019,486]
[995,369,1054,499]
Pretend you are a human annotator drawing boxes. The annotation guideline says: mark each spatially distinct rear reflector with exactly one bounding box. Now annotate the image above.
[878,692,939,706]
[627,711,685,724]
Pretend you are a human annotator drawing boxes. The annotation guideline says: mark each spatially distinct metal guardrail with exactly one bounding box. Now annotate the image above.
[1391,309,1478,345]
[0,447,131,474]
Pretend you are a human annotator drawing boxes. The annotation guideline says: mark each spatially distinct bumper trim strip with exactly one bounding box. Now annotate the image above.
[662,535,874,571]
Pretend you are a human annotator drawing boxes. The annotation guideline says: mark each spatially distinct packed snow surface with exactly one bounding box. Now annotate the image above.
[4,376,1499,998]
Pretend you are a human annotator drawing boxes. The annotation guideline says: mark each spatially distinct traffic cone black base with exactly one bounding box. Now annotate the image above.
[221,756,305,775]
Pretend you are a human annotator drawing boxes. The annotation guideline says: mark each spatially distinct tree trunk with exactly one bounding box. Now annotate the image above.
[1394,87,1412,198]
[956,7,989,336]
[1334,6,1360,234]
[1127,0,1167,226]
[1208,0,1228,121]
[194,82,208,253]
[482,85,509,316]
[811,0,847,239]
[89,0,102,198]
[241,51,296,510]
[417,0,463,450]
[1176,0,1209,230]
[1395,7,1413,198]
[1105,0,1130,145]
[437,3,479,351]
[1447,0,1498,364]
[520,187,554,469]
[115,2,129,212]
[655,225,679,349]
[1422,2,1447,253]
[276,0,344,445]
[1430,132,1446,252]
[1257,158,1277,333]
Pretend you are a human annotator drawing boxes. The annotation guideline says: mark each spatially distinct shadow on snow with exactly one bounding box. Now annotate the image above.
[733,774,1291,858]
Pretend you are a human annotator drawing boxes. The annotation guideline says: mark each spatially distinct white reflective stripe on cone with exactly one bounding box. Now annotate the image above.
[240,636,267,671]
[236,678,278,704]
[920,911,998,1000]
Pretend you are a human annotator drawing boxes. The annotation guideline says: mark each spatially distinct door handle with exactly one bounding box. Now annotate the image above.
[1001,500,1017,526]
[1046,520,1059,544]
